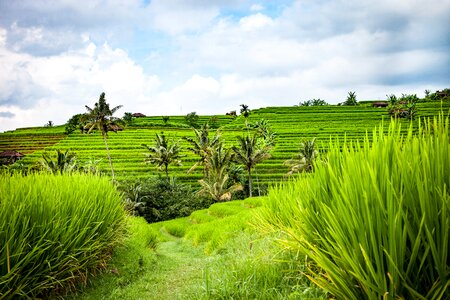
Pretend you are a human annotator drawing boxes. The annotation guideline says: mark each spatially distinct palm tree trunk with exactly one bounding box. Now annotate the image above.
[165,164,169,182]
[248,168,252,198]
[102,133,115,181]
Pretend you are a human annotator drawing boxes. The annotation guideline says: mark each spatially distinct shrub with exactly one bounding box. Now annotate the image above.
[119,177,210,223]
[0,173,126,299]
[259,115,450,299]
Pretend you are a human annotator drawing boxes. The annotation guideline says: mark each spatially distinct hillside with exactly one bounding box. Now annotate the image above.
[1,100,448,187]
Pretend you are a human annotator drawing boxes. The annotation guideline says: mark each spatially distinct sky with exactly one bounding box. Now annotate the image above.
[0,0,449,132]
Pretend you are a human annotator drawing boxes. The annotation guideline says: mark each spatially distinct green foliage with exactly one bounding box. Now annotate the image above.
[122,112,134,125]
[142,132,182,181]
[118,177,208,223]
[259,116,450,299]
[343,91,358,106]
[203,233,326,299]
[184,123,221,174]
[39,149,78,174]
[65,113,86,134]
[0,173,126,299]
[232,134,272,197]
[299,98,329,106]
[284,137,319,174]
[197,142,243,202]
[185,112,199,128]
[162,116,170,124]
[84,92,123,180]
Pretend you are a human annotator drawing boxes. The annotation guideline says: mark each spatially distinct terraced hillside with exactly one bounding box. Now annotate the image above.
[1,101,448,187]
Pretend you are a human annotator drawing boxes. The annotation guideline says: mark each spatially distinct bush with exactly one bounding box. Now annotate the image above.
[119,177,210,223]
[0,173,126,299]
[259,115,450,299]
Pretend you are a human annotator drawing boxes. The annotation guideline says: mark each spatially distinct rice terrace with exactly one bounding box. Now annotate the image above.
[1,89,449,299]
[1,1,450,299]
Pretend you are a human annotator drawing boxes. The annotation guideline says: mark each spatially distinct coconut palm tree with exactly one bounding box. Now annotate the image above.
[184,123,221,174]
[232,134,272,197]
[142,132,182,182]
[198,143,243,202]
[343,91,357,106]
[84,92,123,180]
[284,138,319,174]
[40,150,78,175]
[240,104,250,127]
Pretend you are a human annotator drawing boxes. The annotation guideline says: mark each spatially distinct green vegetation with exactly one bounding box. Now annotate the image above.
[0,173,126,299]
[259,115,450,299]
[142,133,182,182]
[71,198,325,299]
[84,92,123,180]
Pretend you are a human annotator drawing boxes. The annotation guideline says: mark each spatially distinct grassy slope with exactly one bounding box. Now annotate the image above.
[68,198,325,299]
[1,101,448,185]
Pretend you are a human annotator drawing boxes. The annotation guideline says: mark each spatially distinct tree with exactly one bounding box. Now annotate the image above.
[284,138,319,174]
[185,112,199,128]
[84,92,123,180]
[65,113,86,134]
[252,119,276,146]
[162,116,170,124]
[45,121,54,127]
[198,142,243,202]
[240,104,250,127]
[123,112,134,125]
[142,132,182,182]
[343,91,357,106]
[39,150,77,175]
[184,123,221,174]
[232,134,272,197]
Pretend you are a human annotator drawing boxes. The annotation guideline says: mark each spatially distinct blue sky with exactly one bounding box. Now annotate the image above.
[0,0,449,132]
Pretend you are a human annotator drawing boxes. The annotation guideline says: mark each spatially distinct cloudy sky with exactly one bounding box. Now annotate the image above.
[0,0,449,132]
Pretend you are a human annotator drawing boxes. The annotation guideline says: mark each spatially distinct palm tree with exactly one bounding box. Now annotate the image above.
[84,92,123,180]
[343,91,357,106]
[240,104,250,128]
[232,134,271,197]
[198,143,243,202]
[142,132,182,182]
[253,119,276,146]
[184,123,221,174]
[40,150,77,175]
[284,138,319,174]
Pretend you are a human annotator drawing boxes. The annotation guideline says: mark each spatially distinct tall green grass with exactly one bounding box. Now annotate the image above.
[259,115,450,299]
[0,173,126,299]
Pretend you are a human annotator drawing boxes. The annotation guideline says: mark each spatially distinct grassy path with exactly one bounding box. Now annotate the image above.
[68,223,213,300]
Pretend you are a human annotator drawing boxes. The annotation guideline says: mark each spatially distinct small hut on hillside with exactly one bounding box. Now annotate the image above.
[132,113,146,118]
[0,150,24,165]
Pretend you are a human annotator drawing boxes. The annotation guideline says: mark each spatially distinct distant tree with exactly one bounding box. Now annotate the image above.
[299,99,328,106]
[185,112,199,128]
[65,113,86,134]
[162,116,170,124]
[284,138,319,174]
[83,92,123,180]
[198,142,243,202]
[252,119,276,146]
[343,91,358,106]
[232,134,272,197]
[142,132,182,182]
[386,94,398,106]
[209,116,219,129]
[123,112,134,124]
[45,121,54,127]
[240,104,250,127]
[39,150,77,175]
[184,123,221,174]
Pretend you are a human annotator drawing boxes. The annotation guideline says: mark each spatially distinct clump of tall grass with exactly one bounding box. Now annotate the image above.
[202,232,327,299]
[259,115,449,299]
[0,173,127,299]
